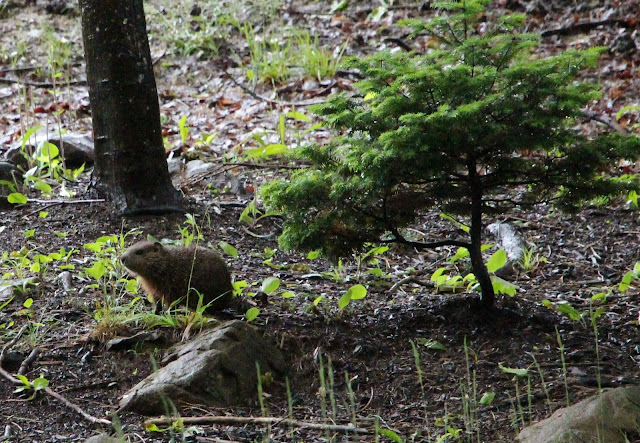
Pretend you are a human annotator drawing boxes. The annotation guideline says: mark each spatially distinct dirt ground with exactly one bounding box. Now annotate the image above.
[1,0,640,442]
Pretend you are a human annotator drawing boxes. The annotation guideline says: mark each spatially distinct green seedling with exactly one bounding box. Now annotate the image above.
[14,374,49,401]
[337,284,367,310]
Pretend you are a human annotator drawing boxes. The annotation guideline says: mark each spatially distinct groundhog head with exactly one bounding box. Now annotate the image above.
[120,240,166,275]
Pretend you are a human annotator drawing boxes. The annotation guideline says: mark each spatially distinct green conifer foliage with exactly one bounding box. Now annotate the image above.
[263,0,640,309]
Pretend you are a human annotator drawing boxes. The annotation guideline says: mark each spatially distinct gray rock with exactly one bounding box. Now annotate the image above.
[46,134,95,168]
[118,320,285,415]
[4,146,29,171]
[517,386,640,443]
[106,331,163,351]
[1,278,39,302]
[5,130,95,170]
[0,162,20,207]
[0,162,19,183]
[167,157,183,177]
[184,159,215,177]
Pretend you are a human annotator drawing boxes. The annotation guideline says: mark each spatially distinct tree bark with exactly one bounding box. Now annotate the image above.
[467,157,495,309]
[79,0,184,216]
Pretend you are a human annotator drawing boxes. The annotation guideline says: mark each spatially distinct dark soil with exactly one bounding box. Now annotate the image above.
[2,0,640,442]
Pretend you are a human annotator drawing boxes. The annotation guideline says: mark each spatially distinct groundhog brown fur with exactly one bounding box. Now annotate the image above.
[121,240,235,313]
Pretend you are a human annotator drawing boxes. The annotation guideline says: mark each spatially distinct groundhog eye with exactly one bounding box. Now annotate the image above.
[135,250,144,255]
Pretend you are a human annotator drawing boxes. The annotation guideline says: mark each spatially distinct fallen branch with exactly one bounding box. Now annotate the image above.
[0,325,111,426]
[145,415,371,435]
[389,274,435,293]
[581,109,629,134]
[0,77,87,88]
[541,18,632,38]
[42,386,111,425]
[17,348,39,376]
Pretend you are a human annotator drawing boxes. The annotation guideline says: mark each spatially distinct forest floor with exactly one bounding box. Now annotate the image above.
[1,0,640,442]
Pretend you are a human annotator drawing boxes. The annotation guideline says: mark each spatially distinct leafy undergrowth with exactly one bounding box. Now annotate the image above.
[1,0,640,441]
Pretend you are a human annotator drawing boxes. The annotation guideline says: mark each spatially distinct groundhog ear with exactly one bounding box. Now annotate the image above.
[153,241,163,251]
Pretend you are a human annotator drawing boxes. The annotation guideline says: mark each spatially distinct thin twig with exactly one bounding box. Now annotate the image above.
[23,199,106,216]
[223,71,326,107]
[145,415,371,435]
[0,78,87,88]
[221,162,307,170]
[0,324,111,426]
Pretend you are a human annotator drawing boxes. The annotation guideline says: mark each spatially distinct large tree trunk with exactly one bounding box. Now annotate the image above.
[79,0,184,216]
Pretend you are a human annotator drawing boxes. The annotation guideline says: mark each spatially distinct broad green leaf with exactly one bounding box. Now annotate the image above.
[245,307,260,321]
[8,193,27,204]
[377,428,403,443]
[491,276,517,296]
[554,301,582,321]
[448,247,469,263]
[480,392,495,405]
[32,376,49,390]
[261,277,280,294]
[338,293,351,310]
[86,261,106,281]
[21,125,42,151]
[33,180,52,195]
[487,249,507,273]
[346,284,367,300]
[430,267,446,281]
[307,250,321,260]
[37,142,59,160]
[218,241,238,258]
[620,270,634,292]
[23,298,33,308]
[498,363,528,377]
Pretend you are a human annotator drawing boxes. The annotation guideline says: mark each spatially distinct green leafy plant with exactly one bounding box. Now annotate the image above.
[243,24,292,86]
[176,213,205,247]
[295,30,348,81]
[354,244,390,280]
[14,374,49,401]
[431,248,517,296]
[241,110,317,159]
[619,262,640,292]
[337,284,367,310]
[263,0,640,310]
[518,246,547,273]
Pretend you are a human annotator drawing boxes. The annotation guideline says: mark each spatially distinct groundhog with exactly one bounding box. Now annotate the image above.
[120,240,235,313]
